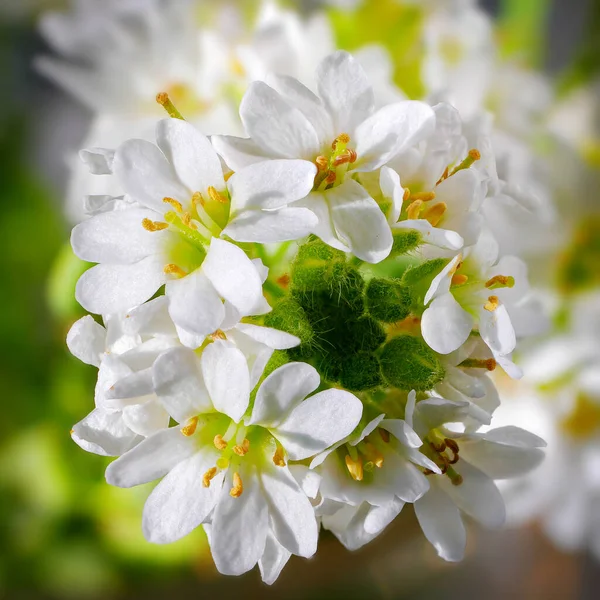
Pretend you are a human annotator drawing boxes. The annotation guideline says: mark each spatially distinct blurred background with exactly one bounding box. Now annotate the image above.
[0,0,599,598]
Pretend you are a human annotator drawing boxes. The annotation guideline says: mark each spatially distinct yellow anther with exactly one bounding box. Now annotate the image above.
[191,191,205,207]
[315,155,329,171]
[422,202,447,227]
[403,188,411,202]
[332,149,357,167]
[230,472,243,497]
[449,148,481,176]
[214,434,228,450]
[362,442,384,468]
[232,438,250,456]
[484,295,500,312]
[451,273,469,286]
[273,445,286,467]
[409,191,436,202]
[156,92,185,120]
[406,199,423,220]
[142,218,169,232]
[485,275,515,289]
[459,357,497,371]
[448,257,463,277]
[181,212,197,229]
[209,329,227,341]
[345,454,364,482]
[436,166,450,186]
[164,264,187,277]
[163,197,183,212]
[203,467,218,488]
[207,186,228,204]
[332,133,350,149]
[379,428,390,443]
[224,171,235,182]
[469,149,481,161]
[181,416,199,437]
[325,171,337,184]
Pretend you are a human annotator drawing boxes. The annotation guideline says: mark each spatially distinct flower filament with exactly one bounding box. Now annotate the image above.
[313,133,357,191]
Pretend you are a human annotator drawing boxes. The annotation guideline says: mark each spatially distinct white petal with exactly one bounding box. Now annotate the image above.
[76,257,166,315]
[105,427,197,488]
[79,147,114,174]
[316,51,374,133]
[223,207,318,243]
[387,452,430,503]
[142,448,223,544]
[113,139,189,213]
[249,362,320,427]
[202,238,263,316]
[354,101,436,171]
[240,81,320,158]
[153,348,213,422]
[421,293,474,354]
[440,461,506,528]
[261,465,318,558]
[379,166,404,224]
[227,159,316,211]
[210,468,268,576]
[201,341,249,423]
[478,303,516,356]
[66,316,106,367]
[287,465,322,500]
[413,397,469,435]
[414,484,466,562]
[258,533,292,586]
[166,269,224,336]
[234,323,300,350]
[380,419,421,448]
[71,408,139,457]
[122,400,170,437]
[211,135,270,171]
[298,193,350,253]
[328,179,393,263]
[274,389,363,460]
[424,254,462,305]
[393,219,463,251]
[105,368,154,401]
[156,118,224,195]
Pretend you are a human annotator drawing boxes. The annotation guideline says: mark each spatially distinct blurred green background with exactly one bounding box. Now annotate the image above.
[1,0,599,598]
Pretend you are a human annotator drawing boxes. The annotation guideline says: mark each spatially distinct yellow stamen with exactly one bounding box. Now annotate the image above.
[325,171,337,184]
[332,149,357,167]
[436,166,450,185]
[402,188,410,202]
[451,273,469,286]
[449,148,481,176]
[224,171,235,182]
[459,358,497,371]
[191,191,205,207]
[156,92,185,120]
[345,454,364,481]
[181,212,197,229]
[209,329,227,341]
[232,438,250,456]
[379,428,390,443]
[142,218,169,232]
[422,202,447,227]
[448,257,463,277]
[164,264,187,277]
[207,186,228,204]
[332,133,350,149]
[406,199,423,220]
[484,295,499,312]
[230,472,243,497]
[409,191,436,202]
[214,434,228,450]
[362,442,384,468]
[273,445,286,467]
[485,275,515,289]
[202,467,217,488]
[163,197,183,212]
[181,416,199,437]
[315,155,329,171]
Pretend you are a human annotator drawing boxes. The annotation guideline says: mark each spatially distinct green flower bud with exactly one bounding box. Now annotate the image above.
[333,315,386,353]
[391,229,422,256]
[401,258,448,287]
[314,350,344,384]
[263,298,315,358]
[366,278,413,323]
[290,238,346,293]
[339,351,383,391]
[379,335,445,391]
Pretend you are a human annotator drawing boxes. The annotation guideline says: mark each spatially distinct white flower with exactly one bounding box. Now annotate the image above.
[213,50,435,262]
[106,355,362,579]
[68,297,178,455]
[71,118,316,338]
[406,391,546,562]
[420,229,532,358]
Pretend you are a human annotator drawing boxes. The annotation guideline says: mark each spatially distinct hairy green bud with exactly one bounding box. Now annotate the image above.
[290,238,346,293]
[401,258,448,288]
[391,229,422,256]
[336,315,386,353]
[339,351,383,391]
[366,278,413,323]
[379,335,445,391]
[263,298,314,359]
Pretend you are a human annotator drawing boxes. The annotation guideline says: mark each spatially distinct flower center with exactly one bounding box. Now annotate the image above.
[312,133,357,191]
[422,433,464,486]
[341,427,389,482]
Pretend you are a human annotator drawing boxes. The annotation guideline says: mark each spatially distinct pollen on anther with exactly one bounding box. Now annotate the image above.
[403,188,411,202]
[422,202,447,227]
[315,156,328,171]
[181,416,198,437]
[469,149,481,161]
[203,467,217,488]
[484,295,500,312]
[142,218,169,232]
[163,197,183,212]
[410,191,436,202]
[451,273,468,286]
[233,438,250,456]
[164,264,187,277]
[230,472,243,497]
[214,434,228,450]
[273,445,286,467]
[406,199,423,220]
[345,454,364,481]
[207,186,228,204]
[325,171,337,184]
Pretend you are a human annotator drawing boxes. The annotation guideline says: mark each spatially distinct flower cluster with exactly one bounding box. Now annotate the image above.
[65,44,547,582]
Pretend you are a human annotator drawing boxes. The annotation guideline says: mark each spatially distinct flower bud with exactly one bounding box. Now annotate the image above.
[366,278,413,323]
[391,229,422,256]
[339,351,383,391]
[264,298,315,359]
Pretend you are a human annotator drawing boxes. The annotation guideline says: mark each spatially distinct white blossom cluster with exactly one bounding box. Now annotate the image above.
[41,0,553,583]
